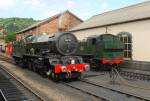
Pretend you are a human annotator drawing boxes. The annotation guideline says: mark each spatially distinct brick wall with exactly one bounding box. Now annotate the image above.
[38,17,59,34]
[16,11,82,41]
[59,12,82,30]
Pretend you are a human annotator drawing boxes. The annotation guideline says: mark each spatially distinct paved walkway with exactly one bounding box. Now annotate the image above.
[0,53,13,59]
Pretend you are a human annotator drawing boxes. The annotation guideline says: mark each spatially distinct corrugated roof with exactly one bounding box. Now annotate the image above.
[70,1,150,31]
[17,10,83,34]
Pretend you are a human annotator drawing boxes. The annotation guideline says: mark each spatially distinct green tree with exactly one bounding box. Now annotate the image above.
[4,32,16,43]
[0,17,38,32]
[0,17,38,43]
[0,32,3,39]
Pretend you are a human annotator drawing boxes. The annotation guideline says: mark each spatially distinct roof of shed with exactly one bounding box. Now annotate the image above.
[17,10,83,34]
[70,1,150,31]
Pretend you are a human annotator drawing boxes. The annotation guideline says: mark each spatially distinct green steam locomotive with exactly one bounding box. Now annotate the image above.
[77,34,124,70]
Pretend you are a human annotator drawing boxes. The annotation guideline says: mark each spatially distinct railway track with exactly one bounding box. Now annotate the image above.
[61,79,149,101]
[0,55,150,101]
[81,79,150,101]
[0,63,45,101]
[119,68,150,81]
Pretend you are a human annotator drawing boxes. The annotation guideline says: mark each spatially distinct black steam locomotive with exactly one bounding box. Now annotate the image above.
[13,33,89,81]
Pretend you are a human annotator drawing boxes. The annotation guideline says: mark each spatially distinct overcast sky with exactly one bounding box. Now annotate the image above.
[0,0,148,20]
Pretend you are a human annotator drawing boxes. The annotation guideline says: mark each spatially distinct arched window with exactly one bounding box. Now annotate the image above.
[117,32,132,60]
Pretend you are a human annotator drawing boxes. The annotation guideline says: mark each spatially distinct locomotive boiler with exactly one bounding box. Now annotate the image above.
[25,32,78,55]
[13,32,89,81]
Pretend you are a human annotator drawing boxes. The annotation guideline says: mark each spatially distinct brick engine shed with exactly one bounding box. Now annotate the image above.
[16,10,83,41]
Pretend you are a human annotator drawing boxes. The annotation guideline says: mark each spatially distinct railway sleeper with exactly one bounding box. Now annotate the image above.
[120,71,150,81]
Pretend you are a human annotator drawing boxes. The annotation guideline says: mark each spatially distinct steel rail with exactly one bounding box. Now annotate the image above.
[80,79,149,101]
[61,81,109,101]
[0,63,45,101]
[0,89,7,101]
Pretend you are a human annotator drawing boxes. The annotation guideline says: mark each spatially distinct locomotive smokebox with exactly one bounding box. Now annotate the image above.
[54,33,78,55]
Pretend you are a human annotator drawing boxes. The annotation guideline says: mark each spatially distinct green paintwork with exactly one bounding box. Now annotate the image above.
[77,34,124,61]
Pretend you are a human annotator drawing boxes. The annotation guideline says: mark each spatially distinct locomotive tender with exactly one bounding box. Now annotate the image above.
[13,32,89,81]
[77,34,124,70]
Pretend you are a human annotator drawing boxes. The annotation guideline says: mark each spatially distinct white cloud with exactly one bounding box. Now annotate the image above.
[42,10,59,19]
[100,2,110,9]
[0,0,16,9]
[67,0,76,8]
[24,0,40,5]
[23,0,45,8]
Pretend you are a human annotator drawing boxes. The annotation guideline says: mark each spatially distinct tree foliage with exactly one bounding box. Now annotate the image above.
[0,17,38,32]
[0,32,3,39]
[0,17,38,42]
[4,32,16,43]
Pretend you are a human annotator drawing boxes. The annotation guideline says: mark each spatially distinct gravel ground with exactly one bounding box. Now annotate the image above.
[0,60,101,101]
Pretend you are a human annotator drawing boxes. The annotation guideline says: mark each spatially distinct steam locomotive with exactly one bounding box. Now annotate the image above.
[77,34,124,71]
[13,33,89,81]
